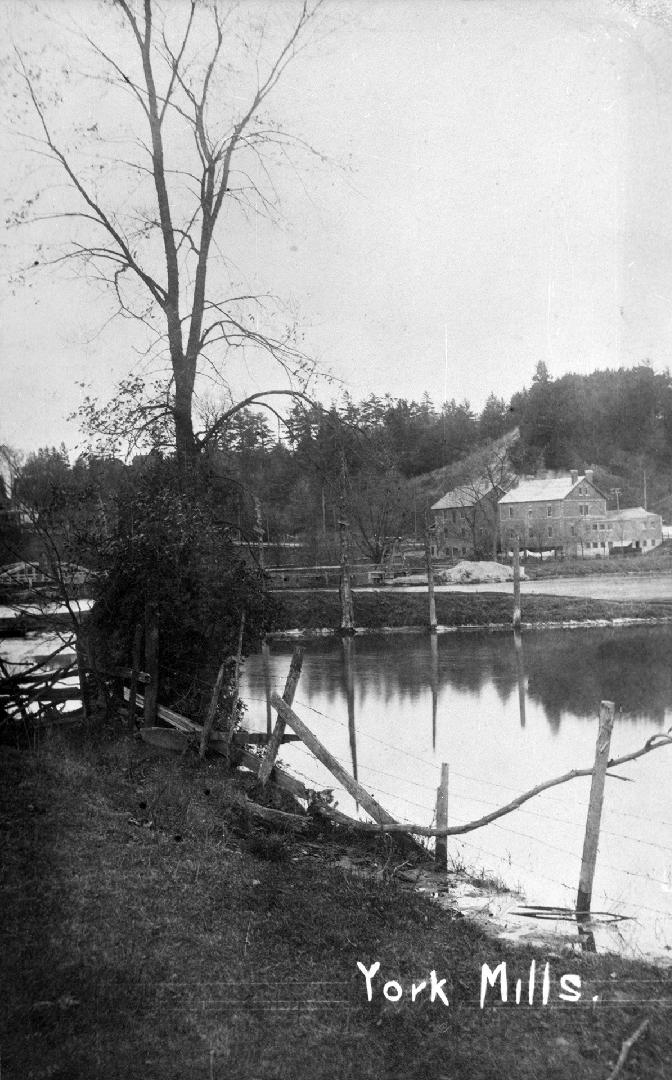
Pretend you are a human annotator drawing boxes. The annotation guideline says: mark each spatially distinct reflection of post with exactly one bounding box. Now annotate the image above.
[430,631,439,749]
[576,701,615,931]
[512,537,521,631]
[435,763,449,868]
[513,630,526,729]
[262,639,273,737]
[425,529,437,632]
[343,636,357,782]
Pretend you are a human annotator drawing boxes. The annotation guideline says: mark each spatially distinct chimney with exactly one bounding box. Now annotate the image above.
[570,470,578,485]
[585,469,594,485]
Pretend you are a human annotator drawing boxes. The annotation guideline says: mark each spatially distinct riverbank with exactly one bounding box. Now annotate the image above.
[3,729,671,1079]
[272,589,672,633]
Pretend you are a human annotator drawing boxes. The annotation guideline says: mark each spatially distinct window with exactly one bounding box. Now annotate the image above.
[580,505,588,516]
[571,527,576,537]
[592,524,598,531]
[508,507,513,518]
[547,506,552,517]
[547,527,553,538]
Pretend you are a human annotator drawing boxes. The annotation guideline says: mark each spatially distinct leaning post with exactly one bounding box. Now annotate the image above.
[435,762,449,867]
[576,701,616,919]
[258,648,304,786]
[512,536,522,631]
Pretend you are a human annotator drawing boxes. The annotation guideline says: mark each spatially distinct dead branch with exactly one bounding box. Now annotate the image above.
[243,797,310,832]
[606,1019,650,1080]
[299,731,672,837]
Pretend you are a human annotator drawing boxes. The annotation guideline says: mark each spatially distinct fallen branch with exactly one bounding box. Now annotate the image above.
[606,1018,649,1080]
[288,730,672,838]
[243,797,310,832]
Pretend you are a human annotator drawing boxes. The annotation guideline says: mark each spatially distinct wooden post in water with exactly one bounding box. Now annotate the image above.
[126,623,143,731]
[435,763,449,868]
[425,528,437,632]
[576,701,615,919]
[338,452,355,634]
[338,515,355,634]
[143,601,159,727]
[512,537,522,631]
[258,648,304,786]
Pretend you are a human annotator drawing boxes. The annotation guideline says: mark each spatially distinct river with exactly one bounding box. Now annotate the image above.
[242,624,672,963]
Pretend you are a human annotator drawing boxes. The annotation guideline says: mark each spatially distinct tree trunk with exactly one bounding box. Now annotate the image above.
[173,355,198,460]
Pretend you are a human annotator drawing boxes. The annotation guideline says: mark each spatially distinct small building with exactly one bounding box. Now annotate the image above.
[498,470,663,558]
[606,508,663,555]
[431,482,502,559]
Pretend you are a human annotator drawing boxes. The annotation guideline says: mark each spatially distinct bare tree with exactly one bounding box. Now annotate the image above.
[13,0,325,460]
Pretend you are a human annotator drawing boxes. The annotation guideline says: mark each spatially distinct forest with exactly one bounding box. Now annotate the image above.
[4,361,672,572]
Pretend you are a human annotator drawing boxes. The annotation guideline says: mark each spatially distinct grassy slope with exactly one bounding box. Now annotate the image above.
[2,732,672,1080]
[273,589,672,631]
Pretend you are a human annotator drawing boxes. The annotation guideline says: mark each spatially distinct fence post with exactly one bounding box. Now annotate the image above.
[435,762,449,867]
[425,529,437,632]
[258,648,304,786]
[199,656,229,761]
[126,623,143,731]
[76,629,92,723]
[576,700,615,919]
[512,537,521,631]
[225,611,246,754]
[143,600,159,728]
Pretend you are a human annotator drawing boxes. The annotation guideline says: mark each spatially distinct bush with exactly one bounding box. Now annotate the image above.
[90,455,275,721]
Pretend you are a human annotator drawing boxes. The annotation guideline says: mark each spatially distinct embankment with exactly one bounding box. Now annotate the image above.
[272,589,672,633]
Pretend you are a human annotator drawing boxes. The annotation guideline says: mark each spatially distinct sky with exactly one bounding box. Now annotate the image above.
[2,0,672,455]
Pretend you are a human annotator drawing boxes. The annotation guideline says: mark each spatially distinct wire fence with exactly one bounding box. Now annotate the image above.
[4,635,672,943]
[240,682,672,934]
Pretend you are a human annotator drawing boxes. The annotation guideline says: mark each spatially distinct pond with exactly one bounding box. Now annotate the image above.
[241,625,672,963]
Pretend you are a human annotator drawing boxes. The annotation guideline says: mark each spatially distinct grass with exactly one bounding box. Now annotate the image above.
[2,727,672,1079]
[273,589,672,632]
[526,545,672,580]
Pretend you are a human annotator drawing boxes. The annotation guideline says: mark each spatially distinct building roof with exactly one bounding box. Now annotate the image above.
[431,482,495,511]
[606,507,661,522]
[499,474,601,505]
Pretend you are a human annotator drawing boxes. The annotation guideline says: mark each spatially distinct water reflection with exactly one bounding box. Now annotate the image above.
[246,624,672,963]
[271,626,672,734]
[342,636,357,781]
[513,631,526,729]
[430,633,438,749]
